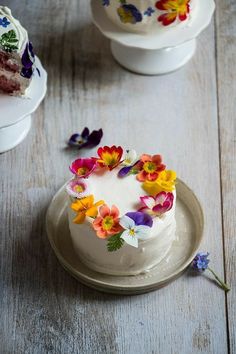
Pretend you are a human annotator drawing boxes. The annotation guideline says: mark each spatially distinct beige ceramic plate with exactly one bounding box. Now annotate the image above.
[46,179,204,295]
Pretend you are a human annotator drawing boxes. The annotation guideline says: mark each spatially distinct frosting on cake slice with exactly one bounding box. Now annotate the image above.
[0,6,38,96]
[66,146,177,276]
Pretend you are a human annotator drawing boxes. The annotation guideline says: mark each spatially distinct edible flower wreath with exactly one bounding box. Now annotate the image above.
[66,146,177,252]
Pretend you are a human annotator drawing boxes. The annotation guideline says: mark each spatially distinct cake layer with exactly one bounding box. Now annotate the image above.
[0,51,20,73]
[68,167,176,275]
[69,208,176,275]
[0,68,29,95]
[104,0,198,34]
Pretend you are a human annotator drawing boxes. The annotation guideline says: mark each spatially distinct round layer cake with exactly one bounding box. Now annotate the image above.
[103,0,198,34]
[66,146,177,276]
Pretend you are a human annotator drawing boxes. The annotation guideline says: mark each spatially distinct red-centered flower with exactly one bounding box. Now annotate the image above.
[156,0,190,26]
[136,154,166,182]
[69,158,97,178]
[92,204,123,239]
[97,145,123,170]
[139,191,174,216]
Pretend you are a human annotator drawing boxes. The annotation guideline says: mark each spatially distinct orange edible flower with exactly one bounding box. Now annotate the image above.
[156,0,190,26]
[136,154,166,182]
[93,204,122,239]
[71,195,104,224]
[97,145,123,170]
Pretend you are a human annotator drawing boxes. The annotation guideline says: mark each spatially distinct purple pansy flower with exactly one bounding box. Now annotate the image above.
[119,212,153,248]
[126,211,153,227]
[118,4,143,24]
[0,17,10,28]
[68,127,103,150]
[20,42,39,79]
[102,0,110,6]
[191,252,230,292]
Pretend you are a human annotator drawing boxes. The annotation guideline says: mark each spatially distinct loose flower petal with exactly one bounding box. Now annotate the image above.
[68,128,103,149]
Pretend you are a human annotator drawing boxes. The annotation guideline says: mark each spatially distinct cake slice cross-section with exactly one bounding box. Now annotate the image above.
[0,6,38,96]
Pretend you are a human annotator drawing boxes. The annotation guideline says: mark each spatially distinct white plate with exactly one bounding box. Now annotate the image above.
[46,179,204,295]
[91,0,215,50]
[0,56,47,129]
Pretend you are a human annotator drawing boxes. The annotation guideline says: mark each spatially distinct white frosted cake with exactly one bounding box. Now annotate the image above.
[0,6,38,95]
[102,0,198,33]
[67,146,177,276]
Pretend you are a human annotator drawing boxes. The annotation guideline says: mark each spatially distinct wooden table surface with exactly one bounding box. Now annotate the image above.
[1,1,235,353]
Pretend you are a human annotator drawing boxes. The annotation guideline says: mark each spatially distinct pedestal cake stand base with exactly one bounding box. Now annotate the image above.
[0,115,31,153]
[111,39,196,75]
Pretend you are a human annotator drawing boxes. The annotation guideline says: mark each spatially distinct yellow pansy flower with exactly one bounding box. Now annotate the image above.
[71,195,104,224]
[142,170,177,196]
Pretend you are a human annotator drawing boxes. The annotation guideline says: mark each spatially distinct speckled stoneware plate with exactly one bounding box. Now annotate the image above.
[46,179,204,295]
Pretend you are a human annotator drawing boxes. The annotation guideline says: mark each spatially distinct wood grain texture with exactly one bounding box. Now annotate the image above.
[216,0,236,352]
[0,0,234,353]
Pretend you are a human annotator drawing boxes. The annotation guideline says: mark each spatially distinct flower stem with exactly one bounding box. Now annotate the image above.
[208,267,230,292]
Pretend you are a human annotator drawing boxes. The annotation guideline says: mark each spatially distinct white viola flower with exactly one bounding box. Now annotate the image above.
[123,149,137,166]
[66,178,91,199]
[119,212,152,248]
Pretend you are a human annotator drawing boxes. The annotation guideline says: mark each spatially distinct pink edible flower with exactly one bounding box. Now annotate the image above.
[139,191,174,216]
[69,158,97,178]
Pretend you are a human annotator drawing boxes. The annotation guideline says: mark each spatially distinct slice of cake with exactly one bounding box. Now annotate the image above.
[67,146,177,276]
[0,6,38,95]
[103,0,198,34]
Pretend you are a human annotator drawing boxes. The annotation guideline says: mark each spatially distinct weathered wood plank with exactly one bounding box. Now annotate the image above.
[0,1,229,353]
[216,0,236,352]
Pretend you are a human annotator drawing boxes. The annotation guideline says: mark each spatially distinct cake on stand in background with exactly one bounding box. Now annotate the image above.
[0,6,47,153]
[104,0,198,34]
[91,0,215,75]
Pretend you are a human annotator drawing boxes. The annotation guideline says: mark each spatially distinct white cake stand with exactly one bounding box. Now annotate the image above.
[0,57,47,153]
[91,0,215,75]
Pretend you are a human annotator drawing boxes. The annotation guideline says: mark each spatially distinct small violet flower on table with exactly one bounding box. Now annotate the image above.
[68,127,103,150]
[191,252,230,292]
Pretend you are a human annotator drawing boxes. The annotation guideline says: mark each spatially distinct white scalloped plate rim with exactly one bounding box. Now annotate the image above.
[0,56,47,128]
[91,0,215,50]
[46,179,204,295]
